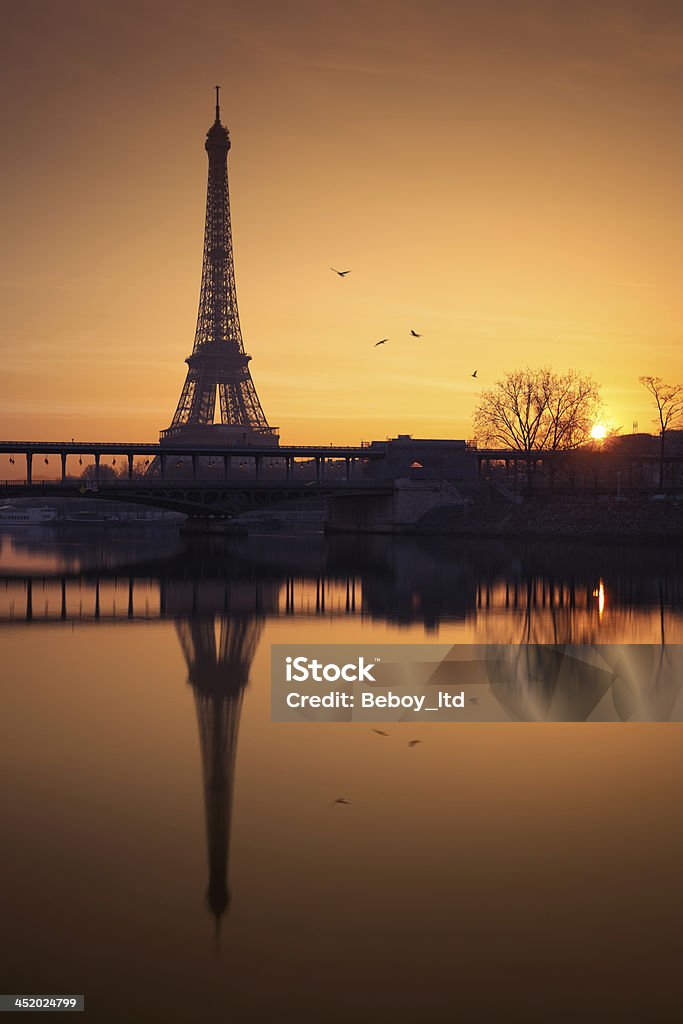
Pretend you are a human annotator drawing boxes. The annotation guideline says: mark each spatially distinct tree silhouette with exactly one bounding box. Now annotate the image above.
[639,375,683,490]
[473,367,602,452]
[80,463,117,482]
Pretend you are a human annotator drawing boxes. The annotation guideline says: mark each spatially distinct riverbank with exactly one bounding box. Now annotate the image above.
[418,497,683,541]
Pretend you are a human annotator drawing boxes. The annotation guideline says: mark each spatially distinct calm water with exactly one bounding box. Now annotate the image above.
[1,527,683,1022]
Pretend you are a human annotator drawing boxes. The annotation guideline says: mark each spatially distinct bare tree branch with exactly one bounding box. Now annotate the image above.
[639,375,683,489]
[473,367,602,452]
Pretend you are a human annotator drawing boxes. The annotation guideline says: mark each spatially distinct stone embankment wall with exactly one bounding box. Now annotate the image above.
[417,497,683,541]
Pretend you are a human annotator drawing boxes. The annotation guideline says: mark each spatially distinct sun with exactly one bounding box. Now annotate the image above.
[590,423,607,440]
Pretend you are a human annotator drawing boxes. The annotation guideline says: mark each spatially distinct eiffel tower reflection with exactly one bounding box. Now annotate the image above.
[175,612,264,932]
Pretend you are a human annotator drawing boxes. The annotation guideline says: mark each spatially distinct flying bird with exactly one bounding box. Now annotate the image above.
[374,338,389,347]
[331,267,351,277]
[331,798,351,805]
[410,330,422,338]
[471,370,478,378]
[372,729,389,736]
[467,697,480,705]
[408,740,421,748]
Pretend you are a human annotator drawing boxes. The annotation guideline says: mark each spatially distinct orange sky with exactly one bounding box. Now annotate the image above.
[1,1,682,445]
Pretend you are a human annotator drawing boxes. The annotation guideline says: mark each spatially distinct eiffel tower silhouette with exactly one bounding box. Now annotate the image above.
[161,87,278,447]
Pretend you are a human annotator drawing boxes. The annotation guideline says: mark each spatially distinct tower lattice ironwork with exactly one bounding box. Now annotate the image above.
[161,87,278,446]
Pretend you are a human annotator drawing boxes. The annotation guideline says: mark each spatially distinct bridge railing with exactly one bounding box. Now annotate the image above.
[0,440,384,454]
[0,477,393,490]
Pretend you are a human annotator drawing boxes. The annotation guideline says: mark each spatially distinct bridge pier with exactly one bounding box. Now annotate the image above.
[61,453,67,483]
[326,478,464,534]
[26,452,32,484]
[128,453,134,480]
[94,453,101,483]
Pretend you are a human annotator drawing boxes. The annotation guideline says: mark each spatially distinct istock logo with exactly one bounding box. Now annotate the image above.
[285,656,377,683]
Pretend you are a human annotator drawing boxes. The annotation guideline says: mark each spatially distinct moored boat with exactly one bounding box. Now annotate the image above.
[0,505,59,526]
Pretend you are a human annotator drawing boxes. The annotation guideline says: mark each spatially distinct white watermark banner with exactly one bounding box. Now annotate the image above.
[271,644,683,722]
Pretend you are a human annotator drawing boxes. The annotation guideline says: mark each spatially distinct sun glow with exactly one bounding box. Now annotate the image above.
[590,423,607,440]
[592,579,606,620]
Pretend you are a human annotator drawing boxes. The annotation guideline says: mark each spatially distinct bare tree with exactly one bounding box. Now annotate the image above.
[80,463,117,482]
[473,367,602,490]
[114,457,150,480]
[639,375,683,490]
[473,367,602,451]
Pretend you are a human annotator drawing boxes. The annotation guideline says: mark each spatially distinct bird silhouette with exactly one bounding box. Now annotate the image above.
[410,330,422,338]
[471,370,478,378]
[331,267,351,277]
[372,729,389,736]
[374,339,389,347]
[408,740,421,748]
[467,697,480,705]
[331,798,351,805]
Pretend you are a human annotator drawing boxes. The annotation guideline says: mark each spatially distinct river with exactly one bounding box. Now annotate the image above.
[1,527,682,1022]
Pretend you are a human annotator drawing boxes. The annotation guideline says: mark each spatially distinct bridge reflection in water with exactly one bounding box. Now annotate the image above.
[2,531,683,931]
[2,533,683,642]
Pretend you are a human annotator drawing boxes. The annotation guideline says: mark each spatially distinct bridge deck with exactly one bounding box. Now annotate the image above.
[0,440,384,458]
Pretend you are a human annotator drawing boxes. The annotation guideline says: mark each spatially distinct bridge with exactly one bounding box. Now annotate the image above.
[1,436,680,524]
[0,439,383,481]
[0,439,396,519]
[0,438,484,530]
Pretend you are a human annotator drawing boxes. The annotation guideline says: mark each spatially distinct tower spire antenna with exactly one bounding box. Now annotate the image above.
[215,84,221,123]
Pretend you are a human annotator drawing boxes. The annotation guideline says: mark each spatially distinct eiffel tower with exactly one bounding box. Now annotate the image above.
[176,614,264,931]
[161,88,278,447]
